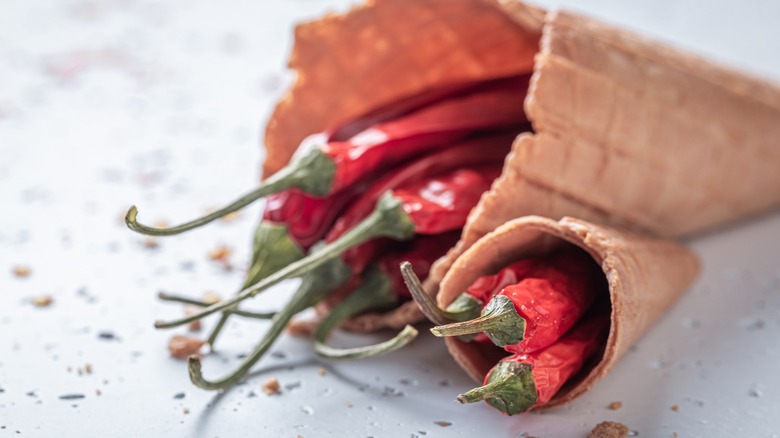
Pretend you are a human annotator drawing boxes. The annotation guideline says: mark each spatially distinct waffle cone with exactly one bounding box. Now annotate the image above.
[436,216,699,408]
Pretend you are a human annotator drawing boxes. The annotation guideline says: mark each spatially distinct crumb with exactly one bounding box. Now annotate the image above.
[207,245,231,262]
[286,319,318,337]
[588,421,629,438]
[154,220,169,229]
[262,377,281,396]
[32,295,54,307]
[12,266,31,278]
[673,433,678,438]
[295,435,304,438]
[141,238,159,249]
[85,364,93,374]
[434,421,452,427]
[318,367,327,376]
[183,407,190,414]
[608,401,623,410]
[346,402,353,408]
[671,404,679,412]
[167,335,205,359]
[184,306,202,331]
[201,292,221,305]
[220,211,240,222]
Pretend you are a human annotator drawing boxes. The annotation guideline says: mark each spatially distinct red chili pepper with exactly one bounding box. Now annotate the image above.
[457,314,609,415]
[429,248,603,354]
[173,147,508,390]
[125,76,529,236]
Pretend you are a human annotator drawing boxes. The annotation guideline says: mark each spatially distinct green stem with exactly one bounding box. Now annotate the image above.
[188,257,351,390]
[157,292,275,319]
[155,191,415,330]
[430,295,526,347]
[207,222,306,347]
[457,360,538,415]
[125,148,335,236]
[314,265,418,360]
[400,262,480,325]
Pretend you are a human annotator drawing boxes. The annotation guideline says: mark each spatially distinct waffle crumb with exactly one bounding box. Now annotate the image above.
[671,404,679,412]
[142,238,159,249]
[167,335,205,359]
[32,295,54,307]
[318,368,327,376]
[608,401,623,410]
[183,407,190,414]
[185,306,202,331]
[262,377,281,396]
[588,421,629,438]
[207,245,232,262]
[12,266,31,278]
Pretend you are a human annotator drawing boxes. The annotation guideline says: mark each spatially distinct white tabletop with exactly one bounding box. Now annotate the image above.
[1,1,779,437]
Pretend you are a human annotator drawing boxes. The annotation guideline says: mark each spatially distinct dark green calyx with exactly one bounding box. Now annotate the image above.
[314,265,417,360]
[124,148,335,237]
[456,361,537,415]
[430,295,526,347]
[243,222,306,288]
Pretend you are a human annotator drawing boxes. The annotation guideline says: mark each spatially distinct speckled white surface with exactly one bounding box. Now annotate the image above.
[1,1,779,437]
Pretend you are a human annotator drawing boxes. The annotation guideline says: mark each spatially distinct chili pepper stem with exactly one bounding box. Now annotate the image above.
[189,258,351,390]
[314,265,418,360]
[125,148,336,236]
[457,361,538,416]
[157,292,276,320]
[400,262,480,325]
[208,223,306,347]
[155,191,415,330]
[430,295,526,347]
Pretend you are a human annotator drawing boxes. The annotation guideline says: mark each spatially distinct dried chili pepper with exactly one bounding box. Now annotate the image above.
[404,248,603,353]
[124,76,529,236]
[165,153,505,389]
[457,314,609,415]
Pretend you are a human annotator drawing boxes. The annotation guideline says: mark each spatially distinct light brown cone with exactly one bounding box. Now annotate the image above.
[436,216,700,408]
[262,0,542,178]
[428,5,780,309]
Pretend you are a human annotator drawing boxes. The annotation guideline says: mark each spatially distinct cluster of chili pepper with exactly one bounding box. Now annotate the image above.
[402,247,610,415]
[126,74,531,390]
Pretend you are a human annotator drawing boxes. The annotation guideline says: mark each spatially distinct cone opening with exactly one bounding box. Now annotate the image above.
[437,217,615,408]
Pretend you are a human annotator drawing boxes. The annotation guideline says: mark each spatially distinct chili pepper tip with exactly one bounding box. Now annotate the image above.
[430,295,526,347]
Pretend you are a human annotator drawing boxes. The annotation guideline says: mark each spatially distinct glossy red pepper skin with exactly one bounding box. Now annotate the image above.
[495,315,609,408]
[320,75,529,194]
[467,249,603,353]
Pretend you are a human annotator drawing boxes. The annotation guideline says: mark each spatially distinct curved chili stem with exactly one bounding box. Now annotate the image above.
[400,262,479,325]
[430,295,526,347]
[457,360,538,415]
[208,222,306,347]
[314,265,418,360]
[155,191,415,330]
[188,258,350,390]
[157,292,276,320]
[125,149,335,236]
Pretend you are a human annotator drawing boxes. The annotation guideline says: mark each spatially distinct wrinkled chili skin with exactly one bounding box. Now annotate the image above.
[493,316,609,408]
[322,75,530,193]
[466,249,604,353]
